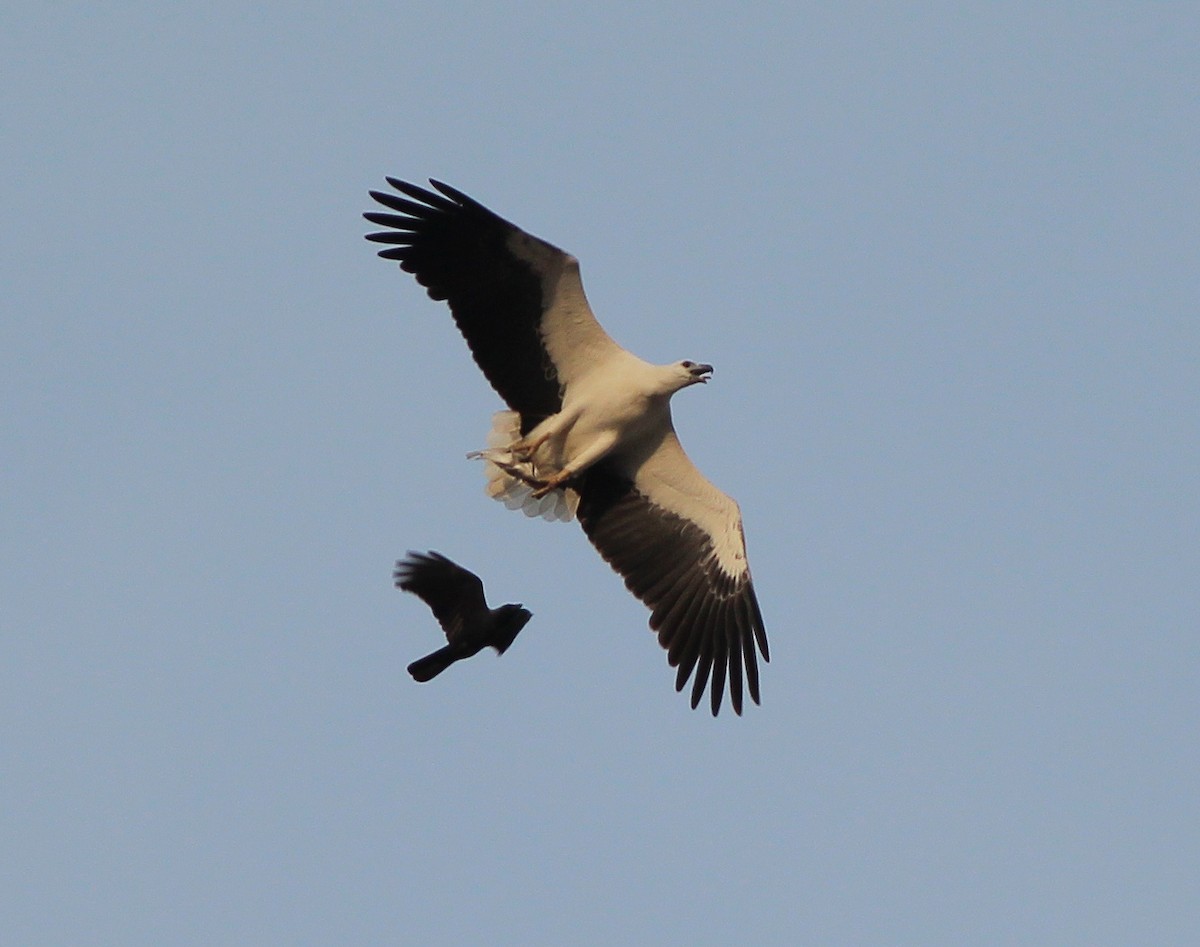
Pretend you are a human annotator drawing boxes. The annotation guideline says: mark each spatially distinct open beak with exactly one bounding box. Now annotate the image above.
[690,363,714,384]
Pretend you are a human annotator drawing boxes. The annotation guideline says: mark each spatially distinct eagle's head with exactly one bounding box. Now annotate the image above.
[672,359,713,389]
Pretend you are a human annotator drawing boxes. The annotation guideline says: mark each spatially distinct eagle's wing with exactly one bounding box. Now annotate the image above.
[576,430,769,716]
[365,179,624,432]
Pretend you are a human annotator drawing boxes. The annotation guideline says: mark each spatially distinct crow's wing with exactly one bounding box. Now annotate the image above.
[394,551,489,640]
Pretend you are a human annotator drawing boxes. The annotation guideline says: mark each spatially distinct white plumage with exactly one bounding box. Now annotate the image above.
[478,411,578,521]
[366,179,768,715]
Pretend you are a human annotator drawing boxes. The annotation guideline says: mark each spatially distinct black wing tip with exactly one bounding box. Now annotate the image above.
[427,178,475,206]
[376,176,471,210]
[665,601,766,716]
[393,549,449,585]
[676,652,757,716]
[393,562,415,591]
[398,549,448,565]
[364,232,410,246]
[364,179,462,230]
[363,210,414,228]
[384,176,435,200]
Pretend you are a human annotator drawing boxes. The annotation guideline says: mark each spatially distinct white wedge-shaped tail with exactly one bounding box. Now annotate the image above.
[470,411,579,522]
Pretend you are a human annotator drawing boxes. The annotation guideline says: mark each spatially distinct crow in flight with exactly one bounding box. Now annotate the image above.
[395,551,532,682]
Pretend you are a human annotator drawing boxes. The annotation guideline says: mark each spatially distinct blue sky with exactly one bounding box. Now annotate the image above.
[3,3,1197,944]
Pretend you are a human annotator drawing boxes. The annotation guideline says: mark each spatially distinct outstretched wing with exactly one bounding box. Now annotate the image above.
[365,179,623,433]
[576,431,769,716]
[394,551,489,640]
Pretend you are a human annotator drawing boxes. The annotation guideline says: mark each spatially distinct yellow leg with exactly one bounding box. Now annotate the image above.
[530,468,572,498]
[510,431,551,459]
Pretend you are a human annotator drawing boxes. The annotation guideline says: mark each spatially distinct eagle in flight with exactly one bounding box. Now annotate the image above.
[366,179,768,715]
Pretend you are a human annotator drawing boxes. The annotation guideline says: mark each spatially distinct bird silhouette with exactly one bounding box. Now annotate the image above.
[395,551,532,682]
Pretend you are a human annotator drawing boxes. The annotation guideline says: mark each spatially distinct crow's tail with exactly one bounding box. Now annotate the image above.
[407,645,458,683]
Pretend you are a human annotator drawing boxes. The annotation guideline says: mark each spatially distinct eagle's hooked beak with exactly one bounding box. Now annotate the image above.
[690,363,714,384]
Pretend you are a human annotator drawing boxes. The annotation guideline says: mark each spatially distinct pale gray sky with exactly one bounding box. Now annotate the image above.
[3,3,1198,944]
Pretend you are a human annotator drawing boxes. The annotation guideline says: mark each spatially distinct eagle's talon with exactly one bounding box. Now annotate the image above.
[510,431,551,460]
[530,470,571,498]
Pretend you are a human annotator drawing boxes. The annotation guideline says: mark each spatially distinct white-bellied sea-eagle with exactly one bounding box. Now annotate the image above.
[365,179,768,715]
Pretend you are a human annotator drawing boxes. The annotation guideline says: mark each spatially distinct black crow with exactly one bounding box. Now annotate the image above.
[395,551,532,682]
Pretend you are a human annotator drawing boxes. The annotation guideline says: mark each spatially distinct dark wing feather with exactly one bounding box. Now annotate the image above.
[394,551,488,641]
[576,465,769,717]
[365,179,561,431]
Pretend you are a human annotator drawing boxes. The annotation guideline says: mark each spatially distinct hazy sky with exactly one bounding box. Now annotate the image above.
[3,3,1197,944]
